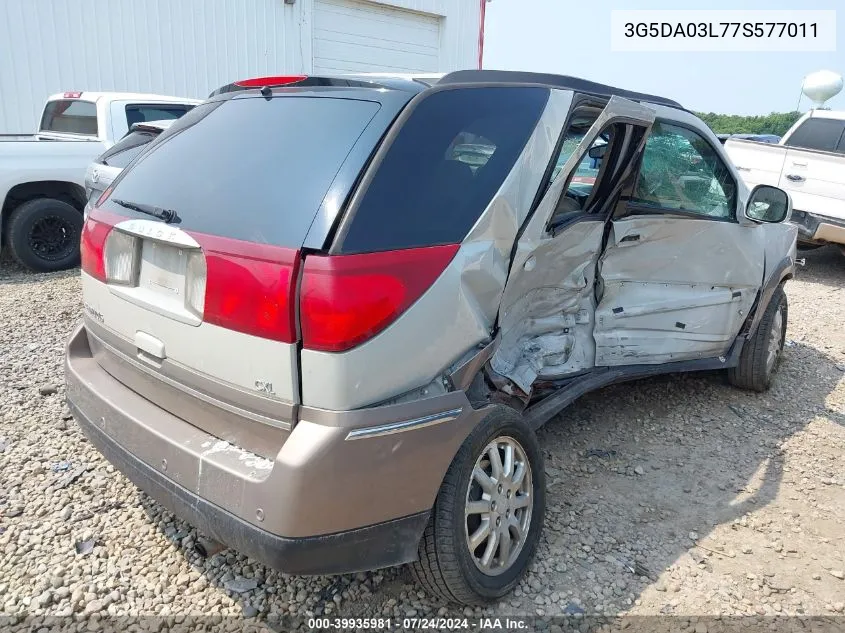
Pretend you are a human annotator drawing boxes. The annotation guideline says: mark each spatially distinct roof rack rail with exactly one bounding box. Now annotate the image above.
[438,70,684,110]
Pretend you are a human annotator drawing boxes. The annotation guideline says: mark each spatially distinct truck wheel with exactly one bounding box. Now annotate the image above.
[7,198,83,272]
[411,406,545,605]
[728,285,787,392]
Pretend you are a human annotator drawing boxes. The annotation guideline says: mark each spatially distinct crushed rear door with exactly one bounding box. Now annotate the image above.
[492,96,655,394]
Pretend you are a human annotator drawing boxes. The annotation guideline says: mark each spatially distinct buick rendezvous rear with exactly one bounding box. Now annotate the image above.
[66,71,796,605]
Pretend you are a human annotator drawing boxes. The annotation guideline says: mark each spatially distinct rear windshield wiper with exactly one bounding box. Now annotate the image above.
[111,198,180,224]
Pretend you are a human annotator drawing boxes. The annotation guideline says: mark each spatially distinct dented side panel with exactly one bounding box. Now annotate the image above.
[761,221,799,284]
[595,216,765,365]
[492,96,657,392]
[300,90,574,411]
[492,221,605,392]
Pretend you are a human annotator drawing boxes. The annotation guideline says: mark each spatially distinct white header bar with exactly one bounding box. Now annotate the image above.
[611,10,837,52]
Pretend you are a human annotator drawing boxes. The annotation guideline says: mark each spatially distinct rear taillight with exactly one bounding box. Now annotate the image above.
[185,251,207,318]
[103,230,139,285]
[300,245,459,352]
[193,234,300,343]
[80,210,124,282]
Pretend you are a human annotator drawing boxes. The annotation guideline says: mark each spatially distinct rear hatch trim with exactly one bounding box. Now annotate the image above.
[84,317,294,428]
[85,320,291,459]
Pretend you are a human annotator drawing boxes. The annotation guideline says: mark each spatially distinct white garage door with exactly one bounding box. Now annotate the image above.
[313,0,441,74]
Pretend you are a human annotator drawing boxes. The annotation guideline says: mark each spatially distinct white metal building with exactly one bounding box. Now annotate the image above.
[0,0,485,133]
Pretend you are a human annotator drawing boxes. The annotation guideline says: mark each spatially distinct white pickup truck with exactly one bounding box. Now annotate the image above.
[725,110,845,253]
[0,92,200,271]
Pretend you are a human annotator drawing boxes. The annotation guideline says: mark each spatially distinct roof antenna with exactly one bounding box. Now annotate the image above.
[260,85,272,99]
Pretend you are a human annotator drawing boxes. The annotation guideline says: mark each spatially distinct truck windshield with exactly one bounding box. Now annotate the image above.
[40,100,98,136]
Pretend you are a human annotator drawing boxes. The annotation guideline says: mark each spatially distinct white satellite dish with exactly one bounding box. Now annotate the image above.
[802,70,843,109]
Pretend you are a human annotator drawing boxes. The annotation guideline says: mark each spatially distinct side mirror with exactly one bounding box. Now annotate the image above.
[745,185,791,224]
[588,144,607,160]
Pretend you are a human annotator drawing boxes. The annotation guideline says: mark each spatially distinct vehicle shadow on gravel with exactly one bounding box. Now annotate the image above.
[796,245,845,290]
[133,336,843,619]
[504,338,845,616]
[136,492,408,619]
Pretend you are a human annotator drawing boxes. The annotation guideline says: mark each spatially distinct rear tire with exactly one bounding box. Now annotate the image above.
[411,406,545,605]
[728,285,787,392]
[7,198,83,272]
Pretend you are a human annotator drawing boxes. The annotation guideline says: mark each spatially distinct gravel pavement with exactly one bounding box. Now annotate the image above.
[1,246,843,627]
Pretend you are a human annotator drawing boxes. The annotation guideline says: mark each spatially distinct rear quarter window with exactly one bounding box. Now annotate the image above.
[40,100,98,135]
[125,104,193,127]
[785,118,845,152]
[336,86,550,253]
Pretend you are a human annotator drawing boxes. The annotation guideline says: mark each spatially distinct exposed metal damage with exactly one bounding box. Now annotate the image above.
[474,98,653,403]
[200,439,274,471]
[469,94,788,407]
[491,221,604,394]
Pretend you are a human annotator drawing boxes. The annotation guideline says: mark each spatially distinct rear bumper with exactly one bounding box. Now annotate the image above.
[66,323,486,574]
[72,399,429,574]
[791,210,845,246]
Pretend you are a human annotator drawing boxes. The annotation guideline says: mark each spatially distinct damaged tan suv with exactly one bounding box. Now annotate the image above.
[66,71,797,605]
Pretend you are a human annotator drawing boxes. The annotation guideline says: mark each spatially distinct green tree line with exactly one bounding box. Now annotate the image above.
[694,111,802,137]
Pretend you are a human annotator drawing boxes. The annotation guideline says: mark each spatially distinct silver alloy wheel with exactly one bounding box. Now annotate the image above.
[464,436,533,576]
[766,306,784,375]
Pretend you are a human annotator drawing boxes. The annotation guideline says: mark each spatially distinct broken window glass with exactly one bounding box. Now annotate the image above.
[633,122,737,220]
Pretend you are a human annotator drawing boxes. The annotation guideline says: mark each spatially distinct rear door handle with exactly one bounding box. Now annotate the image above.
[135,331,166,360]
[791,161,808,167]
[619,233,640,243]
[785,174,805,182]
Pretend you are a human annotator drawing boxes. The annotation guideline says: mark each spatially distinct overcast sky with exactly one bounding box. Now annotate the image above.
[483,0,843,115]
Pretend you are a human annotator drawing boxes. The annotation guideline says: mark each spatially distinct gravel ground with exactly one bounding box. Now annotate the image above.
[1,246,843,627]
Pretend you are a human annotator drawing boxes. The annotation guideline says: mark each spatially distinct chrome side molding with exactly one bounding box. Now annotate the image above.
[345,408,463,441]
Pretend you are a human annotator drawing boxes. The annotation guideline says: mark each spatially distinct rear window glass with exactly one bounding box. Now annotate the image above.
[98,130,157,168]
[785,118,845,152]
[338,87,550,253]
[40,100,98,135]
[106,96,381,247]
[125,104,193,127]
